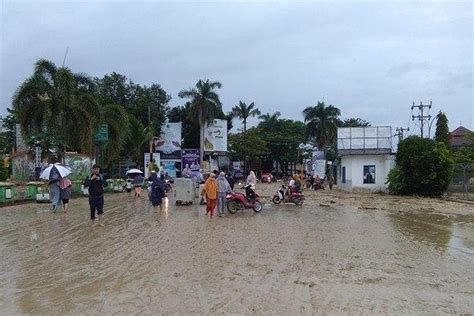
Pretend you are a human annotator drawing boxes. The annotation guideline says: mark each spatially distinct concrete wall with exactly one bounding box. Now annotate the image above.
[339,154,395,192]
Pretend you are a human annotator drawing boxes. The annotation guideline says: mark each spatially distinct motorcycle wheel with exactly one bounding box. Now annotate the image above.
[253,201,263,213]
[227,200,242,214]
[294,199,304,206]
[272,196,282,204]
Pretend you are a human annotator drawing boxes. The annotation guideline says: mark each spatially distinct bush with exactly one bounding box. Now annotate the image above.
[0,163,7,181]
[387,136,453,197]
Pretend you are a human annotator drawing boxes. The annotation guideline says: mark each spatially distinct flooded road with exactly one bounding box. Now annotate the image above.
[0,185,473,314]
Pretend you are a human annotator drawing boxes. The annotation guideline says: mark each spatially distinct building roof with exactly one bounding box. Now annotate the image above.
[450,126,471,137]
[449,126,472,148]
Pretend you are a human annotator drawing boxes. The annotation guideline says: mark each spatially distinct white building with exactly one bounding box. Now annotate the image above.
[337,127,395,192]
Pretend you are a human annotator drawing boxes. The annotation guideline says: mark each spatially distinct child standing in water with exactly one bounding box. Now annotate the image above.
[202,173,217,217]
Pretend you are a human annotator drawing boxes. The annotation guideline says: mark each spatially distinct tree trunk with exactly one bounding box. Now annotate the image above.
[243,119,247,133]
[199,107,204,168]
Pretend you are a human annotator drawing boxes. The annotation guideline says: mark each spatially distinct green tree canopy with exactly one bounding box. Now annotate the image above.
[303,101,341,149]
[13,59,99,155]
[178,79,223,163]
[232,101,260,132]
[338,117,371,127]
[387,136,453,197]
[434,112,450,146]
[229,128,269,164]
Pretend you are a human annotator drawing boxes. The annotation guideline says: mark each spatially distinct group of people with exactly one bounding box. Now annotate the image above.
[47,162,262,226]
[200,170,257,217]
[48,174,72,213]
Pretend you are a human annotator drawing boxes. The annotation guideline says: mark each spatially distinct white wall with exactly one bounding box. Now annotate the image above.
[340,154,395,192]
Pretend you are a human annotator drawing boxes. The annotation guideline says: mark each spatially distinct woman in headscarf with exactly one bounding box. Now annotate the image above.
[202,173,218,217]
[216,172,231,217]
[48,168,61,213]
[246,171,257,190]
[149,172,165,210]
[59,177,72,213]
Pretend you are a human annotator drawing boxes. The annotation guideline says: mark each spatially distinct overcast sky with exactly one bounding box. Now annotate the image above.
[1,0,472,134]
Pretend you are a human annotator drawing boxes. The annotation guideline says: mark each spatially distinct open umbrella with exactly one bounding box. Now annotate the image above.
[40,163,71,181]
[126,168,143,175]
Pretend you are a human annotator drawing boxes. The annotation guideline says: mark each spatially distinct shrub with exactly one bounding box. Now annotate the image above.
[0,163,8,181]
[387,136,453,197]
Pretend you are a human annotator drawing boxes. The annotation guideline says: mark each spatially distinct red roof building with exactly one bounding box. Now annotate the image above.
[449,126,472,150]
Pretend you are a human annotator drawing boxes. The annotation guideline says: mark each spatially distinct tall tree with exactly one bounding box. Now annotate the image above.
[12,59,99,156]
[303,101,341,150]
[435,112,450,146]
[232,101,260,132]
[0,108,16,154]
[178,79,222,164]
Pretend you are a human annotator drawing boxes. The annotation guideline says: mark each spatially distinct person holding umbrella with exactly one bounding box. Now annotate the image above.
[126,168,144,197]
[84,164,107,227]
[40,163,71,213]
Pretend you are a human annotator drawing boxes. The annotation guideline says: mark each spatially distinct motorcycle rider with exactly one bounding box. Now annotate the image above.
[246,171,257,190]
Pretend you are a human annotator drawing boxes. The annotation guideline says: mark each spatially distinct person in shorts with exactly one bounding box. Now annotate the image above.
[84,164,107,227]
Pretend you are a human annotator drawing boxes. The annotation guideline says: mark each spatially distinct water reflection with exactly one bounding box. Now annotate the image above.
[389,211,453,251]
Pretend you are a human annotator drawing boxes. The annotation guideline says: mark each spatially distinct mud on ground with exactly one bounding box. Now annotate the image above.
[0,183,473,314]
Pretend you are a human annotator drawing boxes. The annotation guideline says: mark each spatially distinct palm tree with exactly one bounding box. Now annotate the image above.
[178,79,222,165]
[258,111,281,129]
[13,59,99,156]
[13,59,129,168]
[303,101,341,150]
[232,101,260,132]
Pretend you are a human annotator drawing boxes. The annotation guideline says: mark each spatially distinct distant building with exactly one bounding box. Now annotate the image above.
[337,127,395,192]
[449,126,472,151]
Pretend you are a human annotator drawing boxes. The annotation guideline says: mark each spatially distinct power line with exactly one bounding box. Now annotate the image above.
[395,127,410,142]
[411,101,432,138]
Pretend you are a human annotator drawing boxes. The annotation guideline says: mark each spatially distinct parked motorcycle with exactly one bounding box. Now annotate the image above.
[272,185,305,206]
[226,184,263,214]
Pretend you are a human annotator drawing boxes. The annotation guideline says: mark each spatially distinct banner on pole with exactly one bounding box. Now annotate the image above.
[154,122,182,160]
[204,119,227,152]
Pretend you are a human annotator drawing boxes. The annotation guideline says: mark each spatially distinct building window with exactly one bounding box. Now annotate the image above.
[342,166,346,183]
[363,165,375,184]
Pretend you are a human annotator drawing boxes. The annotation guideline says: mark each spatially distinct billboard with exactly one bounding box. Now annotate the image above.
[182,149,200,177]
[204,119,227,152]
[154,122,182,160]
[161,160,177,178]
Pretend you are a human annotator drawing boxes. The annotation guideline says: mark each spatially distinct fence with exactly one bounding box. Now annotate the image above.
[448,163,474,200]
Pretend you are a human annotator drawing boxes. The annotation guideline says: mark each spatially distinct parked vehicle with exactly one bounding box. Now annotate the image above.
[226,184,263,214]
[261,172,273,183]
[272,185,305,206]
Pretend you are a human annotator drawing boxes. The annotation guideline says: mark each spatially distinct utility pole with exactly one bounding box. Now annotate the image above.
[395,127,410,142]
[411,101,432,138]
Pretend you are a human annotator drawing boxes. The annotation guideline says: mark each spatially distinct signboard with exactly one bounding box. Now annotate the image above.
[144,153,161,179]
[233,161,242,171]
[154,122,182,160]
[312,160,326,178]
[312,151,326,178]
[93,124,108,142]
[182,149,200,171]
[204,119,227,152]
[161,160,177,178]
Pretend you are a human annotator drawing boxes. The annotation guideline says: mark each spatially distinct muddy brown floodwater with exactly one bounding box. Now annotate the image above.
[0,184,473,314]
